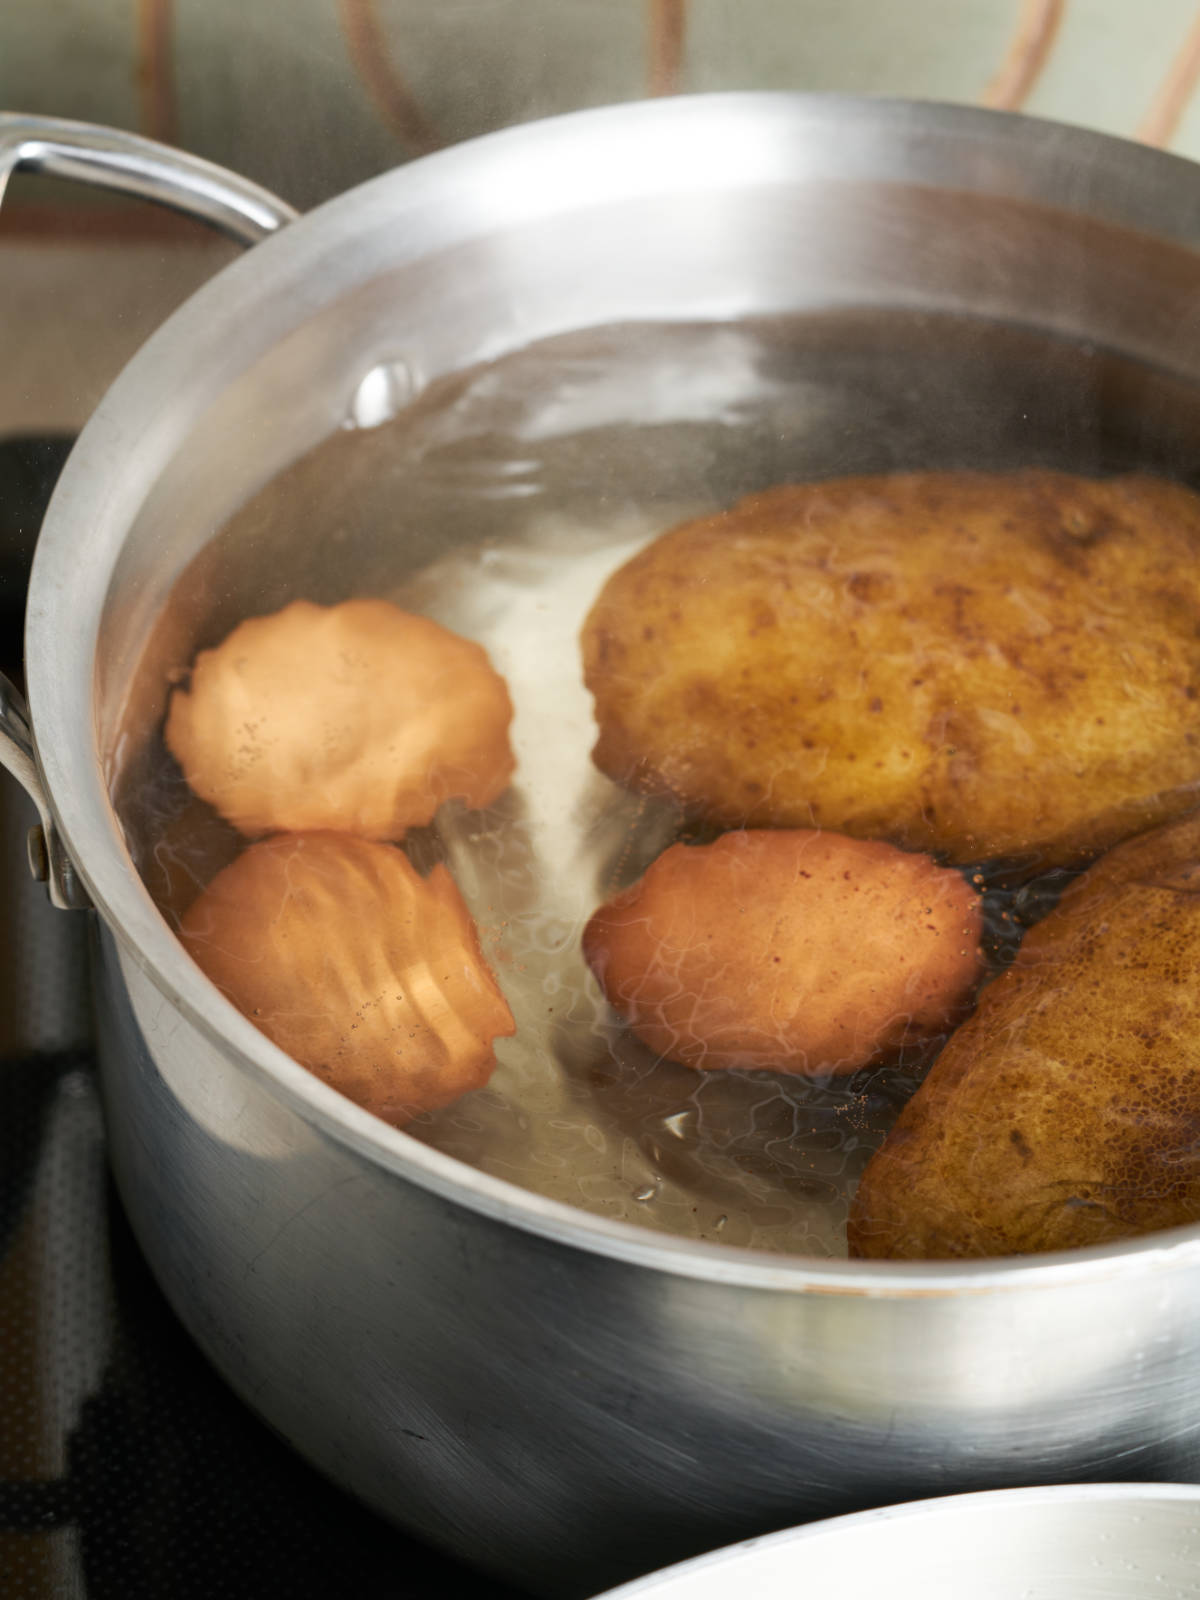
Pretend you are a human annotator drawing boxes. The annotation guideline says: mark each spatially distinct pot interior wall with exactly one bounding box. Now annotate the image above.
[100,176,1200,782]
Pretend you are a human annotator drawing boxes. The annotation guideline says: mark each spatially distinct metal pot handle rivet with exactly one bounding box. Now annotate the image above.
[0,113,300,910]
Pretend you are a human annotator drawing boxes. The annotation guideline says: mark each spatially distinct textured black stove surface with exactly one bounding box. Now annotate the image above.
[0,439,528,1599]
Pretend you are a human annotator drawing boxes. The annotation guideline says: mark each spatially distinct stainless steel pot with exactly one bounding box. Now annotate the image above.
[6,97,1200,1598]
[598,1485,1200,1599]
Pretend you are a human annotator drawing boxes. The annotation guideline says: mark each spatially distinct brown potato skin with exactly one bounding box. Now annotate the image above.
[179,832,515,1125]
[849,811,1200,1259]
[582,471,1200,867]
[166,598,515,840]
[583,830,983,1075]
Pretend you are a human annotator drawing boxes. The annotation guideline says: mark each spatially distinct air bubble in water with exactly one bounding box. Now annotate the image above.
[344,358,419,429]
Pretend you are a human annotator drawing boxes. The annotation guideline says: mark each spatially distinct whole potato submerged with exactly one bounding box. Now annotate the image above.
[179,832,515,1124]
[582,471,1200,867]
[849,811,1200,1259]
[583,830,983,1075]
[166,598,515,839]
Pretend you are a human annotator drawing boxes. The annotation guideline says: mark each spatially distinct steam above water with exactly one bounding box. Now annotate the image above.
[114,310,1200,1257]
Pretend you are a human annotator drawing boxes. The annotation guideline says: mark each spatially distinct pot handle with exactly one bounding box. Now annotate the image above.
[0,115,300,908]
[0,112,299,243]
[0,678,89,911]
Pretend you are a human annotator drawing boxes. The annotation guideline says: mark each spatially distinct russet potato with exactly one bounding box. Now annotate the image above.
[849,810,1200,1258]
[582,471,1200,867]
[583,829,983,1075]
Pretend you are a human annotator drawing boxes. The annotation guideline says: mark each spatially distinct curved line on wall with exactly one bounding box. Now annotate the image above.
[137,0,177,145]
[1137,6,1200,147]
[648,0,688,97]
[979,0,1065,111]
[338,0,442,156]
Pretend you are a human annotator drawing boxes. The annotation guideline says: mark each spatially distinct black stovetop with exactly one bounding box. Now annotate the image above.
[0,437,528,1599]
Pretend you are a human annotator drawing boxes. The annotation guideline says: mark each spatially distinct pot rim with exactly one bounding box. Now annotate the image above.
[26,91,1200,1294]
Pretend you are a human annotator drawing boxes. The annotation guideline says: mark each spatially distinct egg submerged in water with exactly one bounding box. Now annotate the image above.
[165,597,515,841]
[179,831,516,1125]
[583,828,985,1076]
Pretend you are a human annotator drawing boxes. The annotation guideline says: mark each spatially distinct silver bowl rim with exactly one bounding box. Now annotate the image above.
[596,1481,1200,1597]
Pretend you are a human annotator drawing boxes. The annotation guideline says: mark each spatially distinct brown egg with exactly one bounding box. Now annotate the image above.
[583,829,984,1075]
[179,832,515,1124]
[165,598,514,839]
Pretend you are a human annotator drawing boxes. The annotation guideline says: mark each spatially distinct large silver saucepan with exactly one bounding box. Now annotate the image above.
[5,97,1200,1598]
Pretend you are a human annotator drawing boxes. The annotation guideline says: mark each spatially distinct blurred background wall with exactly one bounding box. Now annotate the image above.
[7,0,1200,206]
[4,0,1200,432]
